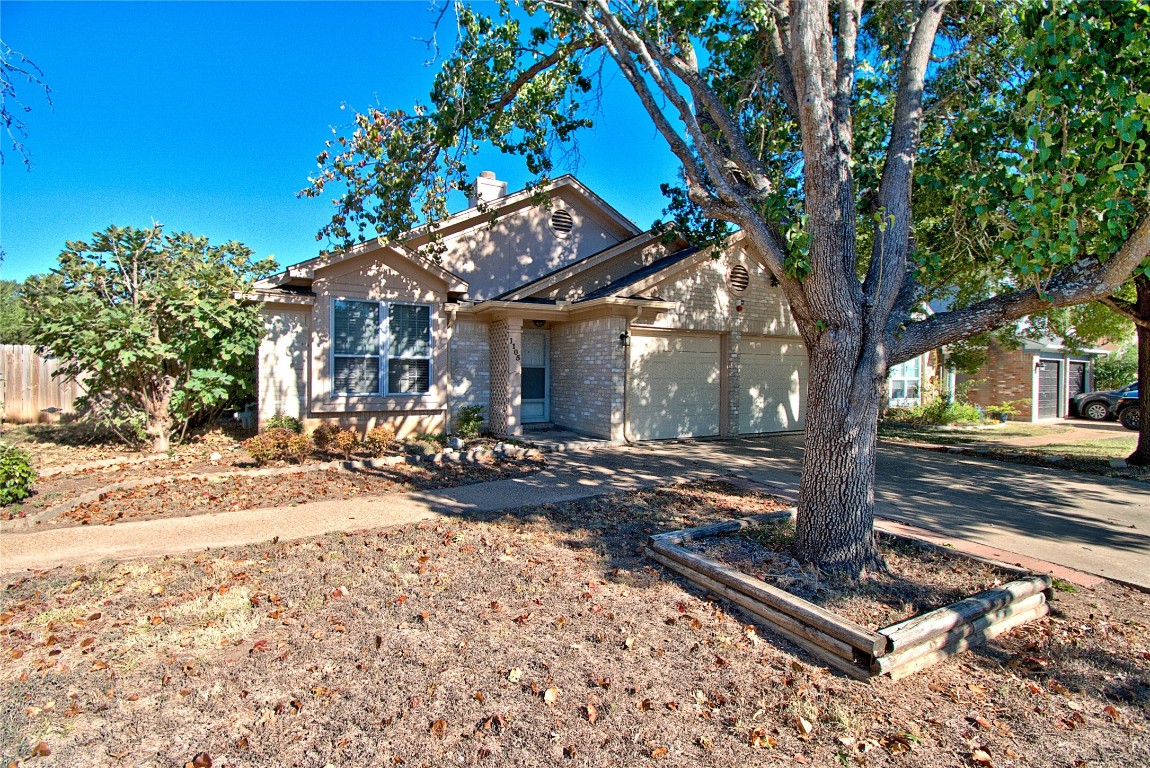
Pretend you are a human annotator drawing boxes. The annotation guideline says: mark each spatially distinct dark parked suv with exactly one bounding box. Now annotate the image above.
[1117,390,1142,431]
[1071,382,1138,421]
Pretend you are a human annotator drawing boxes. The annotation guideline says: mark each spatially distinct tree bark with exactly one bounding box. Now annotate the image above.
[1129,276,1150,466]
[142,376,176,454]
[795,332,884,573]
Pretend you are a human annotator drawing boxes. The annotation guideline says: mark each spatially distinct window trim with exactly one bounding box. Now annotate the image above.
[386,302,432,396]
[887,357,922,406]
[330,298,433,398]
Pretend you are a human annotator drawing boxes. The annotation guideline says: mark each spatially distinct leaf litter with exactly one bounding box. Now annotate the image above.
[0,480,1147,767]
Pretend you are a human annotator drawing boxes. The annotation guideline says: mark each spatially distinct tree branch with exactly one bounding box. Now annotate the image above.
[890,210,1150,362]
[863,0,947,321]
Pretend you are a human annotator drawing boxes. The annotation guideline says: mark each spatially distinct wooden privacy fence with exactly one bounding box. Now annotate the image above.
[1,345,85,423]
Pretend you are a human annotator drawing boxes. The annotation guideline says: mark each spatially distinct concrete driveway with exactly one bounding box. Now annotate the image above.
[621,435,1150,589]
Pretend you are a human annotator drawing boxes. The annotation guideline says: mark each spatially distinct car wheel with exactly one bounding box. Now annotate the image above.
[1119,407,1142,431]
[1082,401,1111,421]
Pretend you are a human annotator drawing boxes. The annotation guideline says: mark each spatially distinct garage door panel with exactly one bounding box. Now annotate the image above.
[628,333,720,441]
[740,337,807,434]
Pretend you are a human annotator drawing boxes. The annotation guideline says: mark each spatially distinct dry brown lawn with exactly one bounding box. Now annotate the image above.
[2,483,1148,768]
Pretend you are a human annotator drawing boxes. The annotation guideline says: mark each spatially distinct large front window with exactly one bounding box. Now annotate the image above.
[888,357,922,407]
[332,300,430,395]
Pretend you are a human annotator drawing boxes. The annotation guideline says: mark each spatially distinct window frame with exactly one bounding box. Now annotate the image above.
[887,357,922,406]
[329,298,433,398]
[386,302,432,396]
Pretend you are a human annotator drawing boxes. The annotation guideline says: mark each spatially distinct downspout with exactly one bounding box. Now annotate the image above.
[445,304,456,435]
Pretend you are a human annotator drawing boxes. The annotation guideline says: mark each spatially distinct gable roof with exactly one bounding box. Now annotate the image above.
[578,245,704,301]
[256,240,468,294]
[256,175,641,298]
[492,230,663,301]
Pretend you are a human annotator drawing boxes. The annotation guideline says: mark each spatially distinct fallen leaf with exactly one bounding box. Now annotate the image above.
[30,741,50,756]
[794,716,813,737]
[650,746,669,759]
[544,686,559,706]
[508,668,523,683]
[585,702,598,724]
[1103,705,1122,722]
[750,727,777,748]
[191,752,213,768]
[971,748,992,765]
[429,719,447,739]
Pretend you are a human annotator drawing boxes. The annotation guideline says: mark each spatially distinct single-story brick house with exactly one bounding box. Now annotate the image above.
[956,337,1106,421]
[249,173,808,441]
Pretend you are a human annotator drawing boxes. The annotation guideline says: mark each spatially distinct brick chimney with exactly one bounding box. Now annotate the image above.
[468,171,508,207]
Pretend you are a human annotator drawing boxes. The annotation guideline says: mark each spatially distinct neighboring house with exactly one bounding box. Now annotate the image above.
[886,351,949,409]
[956,337,1106,421]
[250,173,808,441]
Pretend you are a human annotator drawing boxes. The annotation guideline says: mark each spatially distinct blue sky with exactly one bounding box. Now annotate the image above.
[0,1,682,281]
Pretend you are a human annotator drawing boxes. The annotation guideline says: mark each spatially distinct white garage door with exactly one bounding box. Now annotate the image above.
[739,337,807,433]
[628,333,721,440]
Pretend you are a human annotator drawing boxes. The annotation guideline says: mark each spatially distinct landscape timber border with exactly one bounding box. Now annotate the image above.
[645,510,1053,681]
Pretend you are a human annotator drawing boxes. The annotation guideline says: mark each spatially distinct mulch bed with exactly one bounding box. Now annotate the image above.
[2,481,1148,768]
[686,523,1009,629]
[42,461,544,528]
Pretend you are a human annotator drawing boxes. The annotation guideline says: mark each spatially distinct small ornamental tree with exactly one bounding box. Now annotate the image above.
[24,225,276,452]
[304,0,1149,575]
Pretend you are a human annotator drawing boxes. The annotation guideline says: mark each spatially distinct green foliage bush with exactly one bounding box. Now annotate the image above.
[364,426,397,457]
[454,405,485,440]
[883,393,986,426]
[331,429,360,460]
[0,443,37,505]
[265,413,303,433]
[1095,345,1137,391]
[404,439,439,458]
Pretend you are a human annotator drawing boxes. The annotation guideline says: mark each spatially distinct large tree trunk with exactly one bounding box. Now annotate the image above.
[795,333,884,575]
[1129,276,1150,466]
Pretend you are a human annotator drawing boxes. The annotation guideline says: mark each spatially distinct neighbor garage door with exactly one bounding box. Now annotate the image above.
[627,333,721,440]
[1037,359,1061,419]
[739,337,808,434]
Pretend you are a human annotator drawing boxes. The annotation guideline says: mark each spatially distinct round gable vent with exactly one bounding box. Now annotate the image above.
[550,208,574,237]
[728,264,750,294]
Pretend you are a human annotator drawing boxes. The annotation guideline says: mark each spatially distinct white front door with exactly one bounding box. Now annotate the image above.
[521,330,550,423]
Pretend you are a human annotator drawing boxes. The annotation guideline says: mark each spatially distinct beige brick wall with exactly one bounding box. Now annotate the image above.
[258,307,310,427]
[448,319,491,433]
[551,317,628,440]
[641,249,801,337]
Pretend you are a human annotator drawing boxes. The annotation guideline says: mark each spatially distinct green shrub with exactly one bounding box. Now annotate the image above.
[0,443,37,505]
[364,426,396,457]
[332,429,360,460]
[312,424,339,453]
[404,439,439,457]
[265,412,304,433]
[454,405,485,439]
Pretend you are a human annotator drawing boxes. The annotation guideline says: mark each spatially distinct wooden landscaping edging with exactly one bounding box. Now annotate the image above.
[646,510,1053,681]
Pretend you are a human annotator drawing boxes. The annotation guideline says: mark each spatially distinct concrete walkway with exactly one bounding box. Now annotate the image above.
[3,436,1147,588]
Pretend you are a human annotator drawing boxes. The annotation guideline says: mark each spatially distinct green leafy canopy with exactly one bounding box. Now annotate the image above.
[23,225,277,449]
